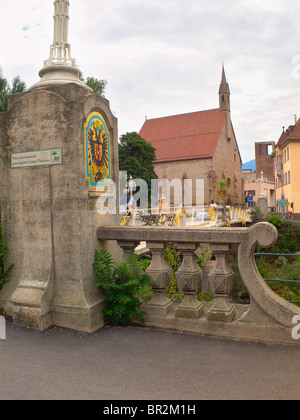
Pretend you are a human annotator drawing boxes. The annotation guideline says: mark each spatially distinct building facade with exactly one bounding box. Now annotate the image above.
[139,67,244,207]
[255,141,275,183]
[274,119,300,220]
[243,141,276,209]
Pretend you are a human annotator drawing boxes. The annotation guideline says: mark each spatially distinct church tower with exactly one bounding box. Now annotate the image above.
[219,65,230,113]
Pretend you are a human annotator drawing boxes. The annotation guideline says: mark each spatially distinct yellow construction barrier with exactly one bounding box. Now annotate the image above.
[121,210,133,226]
[207,206,217,223]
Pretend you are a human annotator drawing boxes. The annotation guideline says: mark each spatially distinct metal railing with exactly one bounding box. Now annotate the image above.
[121,205,250,227]
[121,205,211,227]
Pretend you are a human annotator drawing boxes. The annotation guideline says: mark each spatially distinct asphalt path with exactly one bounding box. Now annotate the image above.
[1,320,300,401]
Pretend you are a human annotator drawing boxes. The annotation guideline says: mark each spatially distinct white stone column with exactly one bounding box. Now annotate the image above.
[44,0,76,68]
[54,0,70,44]
[30,0,88,90]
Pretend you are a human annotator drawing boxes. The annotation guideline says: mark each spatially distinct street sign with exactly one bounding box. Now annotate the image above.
[11,149,63,168]
[277,200,286,207]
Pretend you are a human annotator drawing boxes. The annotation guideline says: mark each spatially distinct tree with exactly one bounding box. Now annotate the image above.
[0,69,26,112]
[0,70,9,112]
[83,76,107,96]
[10,75,26,94]
[0,69,105,111]
[119,132,157,191]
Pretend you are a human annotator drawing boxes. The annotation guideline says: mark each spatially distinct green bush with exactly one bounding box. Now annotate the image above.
[267,213,284,229]
[228,255,250,302]
[255,256,300,306]
[93,249,152,326]
[230,253,300,306]
[194,245,212,270]
[264,214,300,254]
[161,246,183,302]
[137,247,184,302]
[0,214,13,291]
[248,214,300,306]
[196,290,214,302]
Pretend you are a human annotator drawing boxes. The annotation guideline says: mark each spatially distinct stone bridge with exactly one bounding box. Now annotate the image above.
[98,222,300,345]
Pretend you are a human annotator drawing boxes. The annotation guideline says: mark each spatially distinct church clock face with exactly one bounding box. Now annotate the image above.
[84,112,111,189]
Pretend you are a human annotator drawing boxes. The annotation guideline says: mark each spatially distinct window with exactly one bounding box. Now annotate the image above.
[287,147,290,161]
[288,171,291,184]
[267,144,273,155]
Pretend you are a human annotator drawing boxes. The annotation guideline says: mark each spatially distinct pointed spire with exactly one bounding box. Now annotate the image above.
[219,64,230,112]
[219,64,230,95]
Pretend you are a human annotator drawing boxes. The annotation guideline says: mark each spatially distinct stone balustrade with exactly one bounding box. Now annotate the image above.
[98,222,300,345]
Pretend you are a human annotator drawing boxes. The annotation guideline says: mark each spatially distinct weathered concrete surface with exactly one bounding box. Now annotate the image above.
[143,302,299,346]
[0,83,120,332]
[1,320,300,400]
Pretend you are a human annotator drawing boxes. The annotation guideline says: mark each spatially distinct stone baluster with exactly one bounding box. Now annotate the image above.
[175,243,204,318]
[144,242,175,315]
[207,244,235,322]
[117,241,139,262]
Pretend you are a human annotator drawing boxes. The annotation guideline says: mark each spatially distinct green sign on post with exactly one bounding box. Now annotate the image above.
[11,149,63,169]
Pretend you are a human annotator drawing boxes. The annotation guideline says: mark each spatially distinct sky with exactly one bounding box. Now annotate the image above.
[1,0,300,163]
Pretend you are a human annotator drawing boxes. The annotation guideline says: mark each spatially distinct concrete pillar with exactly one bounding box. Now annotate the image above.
[258,196,268,221]
[0,83,120,332]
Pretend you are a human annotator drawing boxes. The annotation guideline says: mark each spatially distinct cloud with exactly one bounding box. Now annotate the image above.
[2,0,300,163]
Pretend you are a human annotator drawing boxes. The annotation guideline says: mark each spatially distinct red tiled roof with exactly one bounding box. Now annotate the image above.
[276,120,300,148]
[287,123,300,140]
[138,109,226,163]
[276,130,287,148]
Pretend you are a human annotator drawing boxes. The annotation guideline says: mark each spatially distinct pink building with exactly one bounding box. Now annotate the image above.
[243,169,275,209]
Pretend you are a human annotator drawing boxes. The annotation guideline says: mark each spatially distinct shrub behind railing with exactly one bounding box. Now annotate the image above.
[0,208,13,291]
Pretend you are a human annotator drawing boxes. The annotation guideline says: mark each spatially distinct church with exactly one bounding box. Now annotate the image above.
[139,67,244,206]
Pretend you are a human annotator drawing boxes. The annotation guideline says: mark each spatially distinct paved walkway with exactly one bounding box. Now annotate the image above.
[1,320,300,400]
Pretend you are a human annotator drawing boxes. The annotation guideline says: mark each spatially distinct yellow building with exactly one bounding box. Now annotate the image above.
[275,119,300,220]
